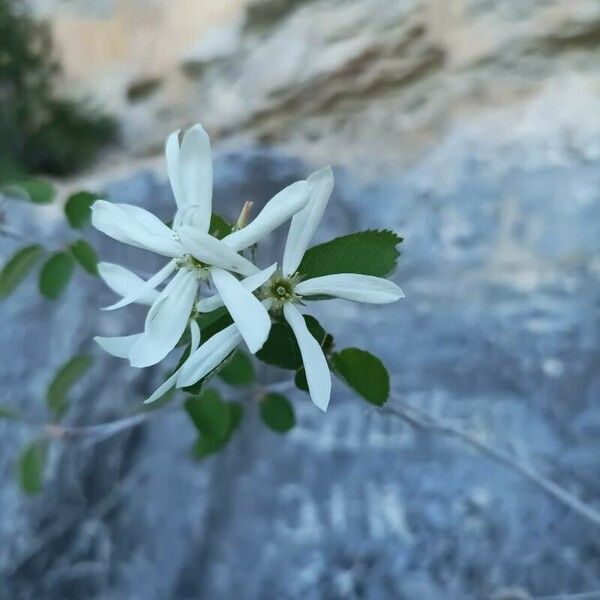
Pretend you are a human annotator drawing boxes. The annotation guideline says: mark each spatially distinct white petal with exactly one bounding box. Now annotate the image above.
[283,304,331,412]
[210,267,271,353]
[282,167,334,276]
[179,226,258,276]
[102,259,177,311]
[98,262,160,306]
[91,200,182,256]
[295,274,404,304]
[128,270,198,368]
[94,334,142,359]
[189,319,201,351]
[222,180,310,252]
[197,263,277,313]
[179,124,212,230]
[165,129,185,210]
[143,320,202,404]
[176,324,242,388]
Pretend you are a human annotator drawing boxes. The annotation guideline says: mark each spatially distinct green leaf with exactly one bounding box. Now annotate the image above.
[69,239,98,275]
[0,244,44,298]
[260,393,295,433]
[47,355,92,419]
[298,230,403,279]
[0,404,21,420]
[2,179,56,204]
[64,191,98,228]
[218,350,255,386]
[39,252,75,299]
[256,315,328,370]
[331,348,390,406]
[186,391,244,459]
[185,389,231,441]
[294,368,309,393]
[18,440,48,495]
[209,213,234,239]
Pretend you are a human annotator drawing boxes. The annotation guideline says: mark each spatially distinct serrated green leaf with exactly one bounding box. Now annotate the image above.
[331,348,390,406]
[256,315,328,370]
[218,350,255,386]
[47,355,92,419]
[209,213,234,239]
[298,230,403,279]
[0,404,21,420]
[3,179,56,204]
[0,244,44,298]
[64,191,98,228]
[18,440,48,495]
[70,239,98,275]
[39,252,75,299]
[260,393,295,433]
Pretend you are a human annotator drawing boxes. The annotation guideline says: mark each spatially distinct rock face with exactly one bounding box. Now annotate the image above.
[31,0,600,165]
[2,0,600,599]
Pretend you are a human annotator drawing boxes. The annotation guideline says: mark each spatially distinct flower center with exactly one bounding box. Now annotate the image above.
[176,254,209,279]
[261,271,304,310]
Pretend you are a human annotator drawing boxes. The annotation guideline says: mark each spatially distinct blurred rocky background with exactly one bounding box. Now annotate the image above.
[1,0,600,598]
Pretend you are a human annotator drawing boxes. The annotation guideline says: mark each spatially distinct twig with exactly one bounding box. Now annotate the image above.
[534,592,600,600]
[382,397,600,529]
[32,380,296,445]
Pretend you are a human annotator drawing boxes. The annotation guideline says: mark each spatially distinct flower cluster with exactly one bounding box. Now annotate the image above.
[92,124,403,412]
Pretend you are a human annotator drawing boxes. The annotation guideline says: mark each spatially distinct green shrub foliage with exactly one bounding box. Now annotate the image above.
[0,0,116,177]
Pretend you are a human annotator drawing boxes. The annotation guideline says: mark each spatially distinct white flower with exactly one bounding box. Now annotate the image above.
[93,124,310,367]
[169,166,404,413]
[269,167,403,412]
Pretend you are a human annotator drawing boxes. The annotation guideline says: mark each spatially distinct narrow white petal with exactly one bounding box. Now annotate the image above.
[210,267,271,353]
[295,274,404,304]
[91,200,183,256]
[98,262,160,306]
[283,304,331,412]
[143,370,179,405]
[143,320,202,404]
[282,167,334,276]
[179,226,258,276]
[94,334,142,359]
[165,129,185,210]
[196,263,277,313]
[189,319,201,352]
[179,124,212,230]
[222,180,310,252]
[176,324,242,388]
[128,271,198,368]
[102,259,177,311]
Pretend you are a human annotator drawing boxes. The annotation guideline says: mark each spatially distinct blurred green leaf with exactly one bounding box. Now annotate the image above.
[256,315,328,370]
[0,404,22,420]
[39,251,75,299]
[260,393,295,433]
[218,350,255,386]
[64,191,98,228]
[0,244,44,298]
[18,439,48,495]
[47,355,92,419]
[69,239,98,275]
[331,348,390,406]
[185,390,243,459]
[2,179,56,204]
[298,230,402,279]
[185,389,231,440]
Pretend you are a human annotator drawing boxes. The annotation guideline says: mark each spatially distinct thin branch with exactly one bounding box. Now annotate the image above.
[534,592,600,600]
[383,397,600,529]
